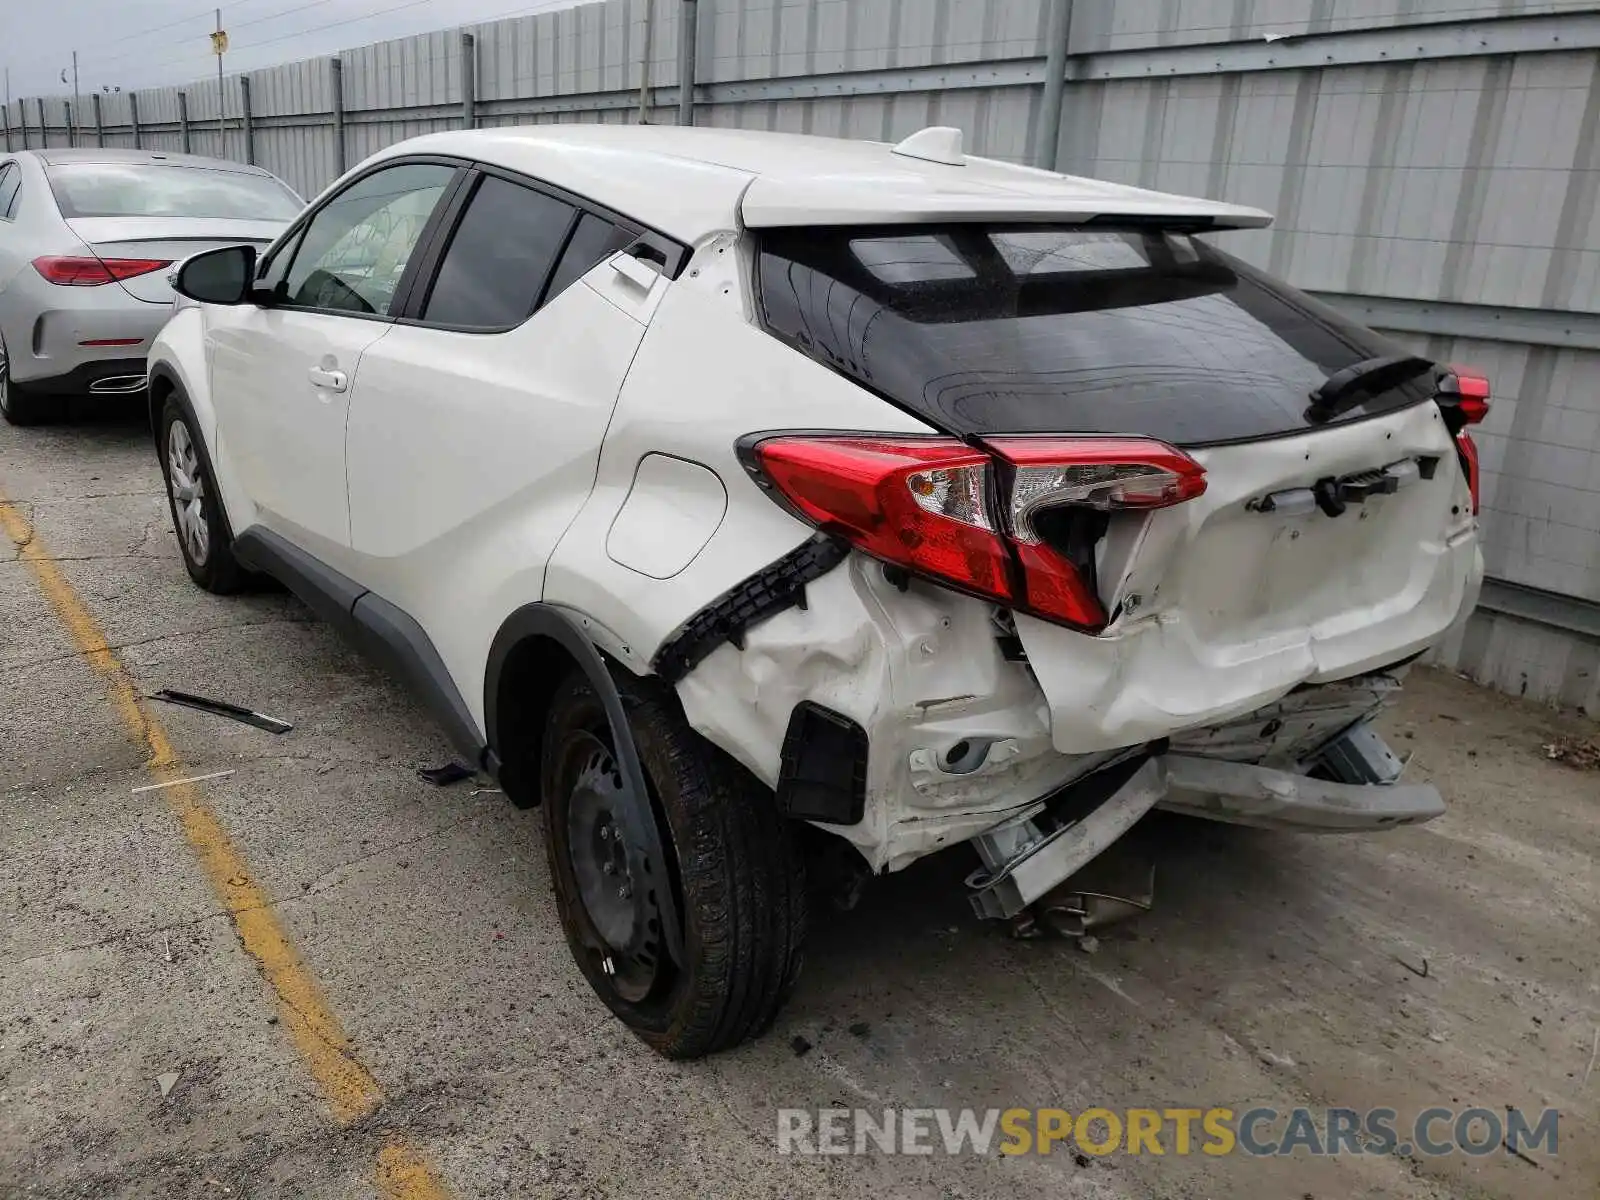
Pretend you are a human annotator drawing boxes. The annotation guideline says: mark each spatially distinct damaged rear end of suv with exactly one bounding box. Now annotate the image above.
[534,147,1485,1054]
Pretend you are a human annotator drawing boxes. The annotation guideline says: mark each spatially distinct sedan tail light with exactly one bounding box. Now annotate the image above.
[743,433,1207,633]
[33,256,172,286]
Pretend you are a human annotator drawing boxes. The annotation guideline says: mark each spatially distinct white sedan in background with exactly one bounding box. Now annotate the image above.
[146,124,1487,1058]
[0,148,299,424]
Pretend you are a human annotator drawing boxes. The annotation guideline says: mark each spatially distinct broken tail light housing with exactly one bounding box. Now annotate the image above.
[32,256,172,286]
[742,433,1206,632]
[747,437,1013,604]
[1436,367,1490,514]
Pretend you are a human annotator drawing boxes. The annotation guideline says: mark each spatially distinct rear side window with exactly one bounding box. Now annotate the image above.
[421,175,577,328]
[543,212,635,304]
[756,226,1429,446]
[0,164,20,219]
[45,163,301,220]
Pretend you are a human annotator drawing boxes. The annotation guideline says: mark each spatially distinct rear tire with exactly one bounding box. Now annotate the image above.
[541,669,807,1058]
[158,396,246,594]
[0,336,53,426]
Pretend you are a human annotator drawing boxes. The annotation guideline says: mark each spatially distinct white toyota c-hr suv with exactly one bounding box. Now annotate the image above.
[149,124,1487,1057]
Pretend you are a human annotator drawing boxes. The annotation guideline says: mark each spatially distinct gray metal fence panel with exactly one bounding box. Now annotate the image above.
[1070,0,1599,53]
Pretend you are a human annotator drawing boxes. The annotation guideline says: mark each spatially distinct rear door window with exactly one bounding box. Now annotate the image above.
[755,226,1430,446]
[420,175,577,329]
[543,212,636,303]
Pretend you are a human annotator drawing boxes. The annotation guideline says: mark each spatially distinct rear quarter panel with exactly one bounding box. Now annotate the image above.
[540,236,935,676]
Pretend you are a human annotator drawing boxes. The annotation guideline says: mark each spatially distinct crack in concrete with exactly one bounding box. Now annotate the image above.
[5,811,491,973]
[20,490,164,504]
[2,502,34,560]
[3,616,315,675]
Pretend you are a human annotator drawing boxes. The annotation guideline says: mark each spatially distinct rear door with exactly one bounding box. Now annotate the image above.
[343,167,658,686]
[755,225,1482,752]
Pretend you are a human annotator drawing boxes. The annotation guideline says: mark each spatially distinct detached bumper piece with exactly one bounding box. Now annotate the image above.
[967,725,1443,919]
[1159,754,1443,832]
[967,758,1167,920]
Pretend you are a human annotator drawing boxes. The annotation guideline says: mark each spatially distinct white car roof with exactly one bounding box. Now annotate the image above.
[370,125,1273,244]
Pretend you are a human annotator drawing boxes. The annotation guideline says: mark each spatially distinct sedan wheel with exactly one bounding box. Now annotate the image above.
[0,336,49,426]
[167,420,210,566]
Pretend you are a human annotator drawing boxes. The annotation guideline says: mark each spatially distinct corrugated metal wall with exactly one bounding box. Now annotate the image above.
[4,0,1597,712]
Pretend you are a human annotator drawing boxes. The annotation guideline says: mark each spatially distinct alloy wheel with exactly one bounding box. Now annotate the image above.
[167,420,210,566]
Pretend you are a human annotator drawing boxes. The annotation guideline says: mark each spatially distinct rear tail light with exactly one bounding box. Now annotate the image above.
[744,434,1206,632]
[1436,366,1490,514]
[749,437,1013,602]
[32,256,171,286]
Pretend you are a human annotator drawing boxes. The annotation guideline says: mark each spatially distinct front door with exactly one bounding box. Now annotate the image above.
[207,161,460,564]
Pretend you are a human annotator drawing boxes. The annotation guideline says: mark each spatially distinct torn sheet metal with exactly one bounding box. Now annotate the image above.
[676,554,1106,872]
[1167,672,1405,766]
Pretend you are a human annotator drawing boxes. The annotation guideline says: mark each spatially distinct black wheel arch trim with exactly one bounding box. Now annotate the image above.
[231,527,487,770]
[485,603,684,967]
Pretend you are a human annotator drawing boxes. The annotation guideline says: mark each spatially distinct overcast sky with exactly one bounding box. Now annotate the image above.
[3,0,587,99]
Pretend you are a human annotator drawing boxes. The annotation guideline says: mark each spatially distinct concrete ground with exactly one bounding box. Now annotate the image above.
[1,402,1597,1200]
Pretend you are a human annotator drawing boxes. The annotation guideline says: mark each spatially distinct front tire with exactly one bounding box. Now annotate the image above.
[0,335,53,426]
[159,396,245,594]
[541,670,807,1058]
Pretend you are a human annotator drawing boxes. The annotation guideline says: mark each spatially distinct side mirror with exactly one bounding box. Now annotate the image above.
[173,244,258,305]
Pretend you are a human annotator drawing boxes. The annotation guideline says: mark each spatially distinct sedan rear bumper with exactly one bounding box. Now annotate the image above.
[3,291,167,387]
[1158,753,1445,832]
[23,356,148,395]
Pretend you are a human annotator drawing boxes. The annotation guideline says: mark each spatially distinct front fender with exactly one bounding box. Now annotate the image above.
[148,307,256,536]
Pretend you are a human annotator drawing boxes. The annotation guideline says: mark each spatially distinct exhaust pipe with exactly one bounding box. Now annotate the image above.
[88,375,147,394]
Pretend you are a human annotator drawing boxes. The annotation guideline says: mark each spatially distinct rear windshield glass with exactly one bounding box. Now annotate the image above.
[755,226,1431,445]
[47,163,302,221]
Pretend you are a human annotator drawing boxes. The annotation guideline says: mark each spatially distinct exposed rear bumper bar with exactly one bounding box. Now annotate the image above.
[967,750,1442,918]
[1159,753,1444,832]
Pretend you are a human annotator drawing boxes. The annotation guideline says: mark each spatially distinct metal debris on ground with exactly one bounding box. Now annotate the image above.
[417,761,474,786]
[131,769,237,795]
[156,1071,181,1098]
[1542,735,1600,770]
[1395,954,1430,979]
[148,689,294,734]
[1036,839,1157,939]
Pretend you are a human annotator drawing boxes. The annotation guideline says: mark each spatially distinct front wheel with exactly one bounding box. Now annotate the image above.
[159,396,245,594]
[541,670,807,1058]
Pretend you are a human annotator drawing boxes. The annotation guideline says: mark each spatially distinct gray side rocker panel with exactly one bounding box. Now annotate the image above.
[231,527,486,769]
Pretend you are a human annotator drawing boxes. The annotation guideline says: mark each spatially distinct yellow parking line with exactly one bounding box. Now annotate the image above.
[0,495,452,1198]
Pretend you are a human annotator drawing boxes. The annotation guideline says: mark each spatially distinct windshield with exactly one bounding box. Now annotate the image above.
[756,225,1432,446]
[47,163,303,221]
